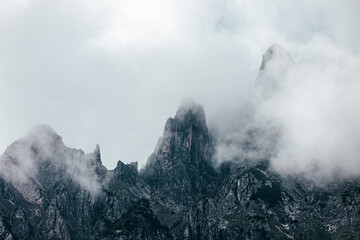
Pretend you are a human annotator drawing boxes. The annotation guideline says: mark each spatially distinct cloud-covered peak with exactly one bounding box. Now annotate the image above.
[174,98,207,126]
[259,44,293,71]
[255,45,295,99]
[23,124,64,149]
[93,144,101,163]
[0,126,106,200]
[2,124,65,166]
[29,124,57,135]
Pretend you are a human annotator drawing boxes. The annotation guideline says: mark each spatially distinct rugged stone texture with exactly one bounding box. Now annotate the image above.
[142,100,216,208]
[140,100,217,239]
[101,198,174,240]
[0,102,359,240]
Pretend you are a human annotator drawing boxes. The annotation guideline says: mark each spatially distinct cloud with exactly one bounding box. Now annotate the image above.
[0,0,359,171]
[211,39,360,180]
[85,0,188,51]
[260,40,360,179]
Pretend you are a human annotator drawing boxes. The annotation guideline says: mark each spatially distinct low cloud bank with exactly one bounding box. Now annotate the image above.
[210,41,360,180]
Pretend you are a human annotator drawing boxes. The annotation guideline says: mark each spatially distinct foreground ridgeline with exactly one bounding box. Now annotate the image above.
[0,103,359,240]
[1,48,360,240]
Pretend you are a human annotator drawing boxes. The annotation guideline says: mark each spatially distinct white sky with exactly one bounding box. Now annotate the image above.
[0,0,359,169]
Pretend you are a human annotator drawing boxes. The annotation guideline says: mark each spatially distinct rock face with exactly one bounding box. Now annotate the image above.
[142,100,216,210]
[1,49,360,239]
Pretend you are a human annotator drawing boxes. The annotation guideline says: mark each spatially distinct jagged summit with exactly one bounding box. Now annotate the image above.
[259,44,293,71]
[94,144,101,162]
[162,99,208,141]
[2,124,65,166]
[141,100,216,211]
[17,124,64,151]
[0,125,108,202]
[94,143,100,153]
[256,44,294,99]
[25,124,62,142]
[174,99,206,125]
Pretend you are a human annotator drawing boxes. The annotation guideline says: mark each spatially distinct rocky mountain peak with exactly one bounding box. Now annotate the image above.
[24,124,64,148]
[256,44,295,99]
[93,144,101,162]
[174,99,207,128]
[0,125,107,203]
[141,100,216,212]
[1,125,65,170]
[259,44,293,71]
[162,100,208,154]
[151,100,209,165]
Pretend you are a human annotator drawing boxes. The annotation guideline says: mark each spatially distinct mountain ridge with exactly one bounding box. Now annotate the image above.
[0,103,359,240]
[1,46,360,240]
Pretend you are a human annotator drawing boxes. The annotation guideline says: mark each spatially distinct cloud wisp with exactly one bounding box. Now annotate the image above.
[0,0,359,171]
[211,41,360,180]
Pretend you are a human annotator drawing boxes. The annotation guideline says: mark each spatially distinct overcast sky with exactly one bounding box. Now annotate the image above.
[1,0,359,169]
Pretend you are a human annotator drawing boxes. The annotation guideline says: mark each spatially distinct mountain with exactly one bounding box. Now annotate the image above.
[1,47,360,240]
[142,100,216,211]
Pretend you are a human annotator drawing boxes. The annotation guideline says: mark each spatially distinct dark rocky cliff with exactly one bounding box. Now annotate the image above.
[142,100,216,210]
[0,103,359,240]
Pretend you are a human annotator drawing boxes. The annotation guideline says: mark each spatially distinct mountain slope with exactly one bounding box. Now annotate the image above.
[0,107,359,240]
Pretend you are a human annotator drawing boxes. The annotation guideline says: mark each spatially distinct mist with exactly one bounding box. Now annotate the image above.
[0,125,104,200]
[210,41,360,180]
[0,0,359,172]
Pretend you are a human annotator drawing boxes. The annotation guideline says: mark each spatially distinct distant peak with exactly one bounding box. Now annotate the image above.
[25,124,63,145]
[2,124,66,160]
[174,99,206,125]
[93,144,101,162]
[94,144,100,153]
[259,44,293,71]
[29,124,57,135]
